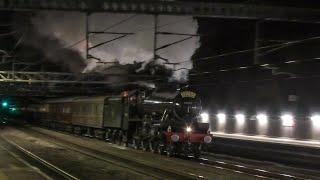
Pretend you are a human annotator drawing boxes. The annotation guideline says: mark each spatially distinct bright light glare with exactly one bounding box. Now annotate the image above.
[2,101,8,107]
[281,114,294,127]
[256,114,268,125]
[216,113,226,123]
[186,126,192,133]
[200,112,209,123]
[235,114,245,124]
[311,115,320,126]
[10,107,16,112]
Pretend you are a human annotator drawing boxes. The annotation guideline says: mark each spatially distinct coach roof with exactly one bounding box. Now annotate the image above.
[44,96,110,103]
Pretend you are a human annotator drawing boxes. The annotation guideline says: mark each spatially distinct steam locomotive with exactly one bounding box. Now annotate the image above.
[32,87,212,157]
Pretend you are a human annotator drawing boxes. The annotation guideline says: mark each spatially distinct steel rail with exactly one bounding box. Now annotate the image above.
[22,127,198,180]
[21,125,316,179]
[26,125,313,179]
[197,156,312,179]
[0,136,79,180]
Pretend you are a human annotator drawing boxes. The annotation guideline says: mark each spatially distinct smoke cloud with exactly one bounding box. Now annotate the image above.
[27,11,199,82]
[14,12,86,73]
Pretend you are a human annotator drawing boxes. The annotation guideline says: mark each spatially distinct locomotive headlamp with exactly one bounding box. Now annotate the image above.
[171,134,180,142]
[200,112,209,123]
[204,136,212,144]
[186,126,192,133]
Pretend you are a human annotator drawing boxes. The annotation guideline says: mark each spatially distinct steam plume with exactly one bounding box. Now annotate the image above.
[14,12,86,73]
[28,12,200,81]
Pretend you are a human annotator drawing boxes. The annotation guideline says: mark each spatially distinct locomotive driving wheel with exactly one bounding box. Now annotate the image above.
[156,143,165,155]
[105,129,112,141]
[166,145,174,157]
[193,143,201,158]
[112,130,119,144]
[149,140,155,153]
[121,132,128,147]
[132,138,140,150]
[115,132,122,145]
[141,140,148,151]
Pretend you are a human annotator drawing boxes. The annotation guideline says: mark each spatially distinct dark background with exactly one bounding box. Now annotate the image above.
[191,17,320,116]
[1,1,320,116]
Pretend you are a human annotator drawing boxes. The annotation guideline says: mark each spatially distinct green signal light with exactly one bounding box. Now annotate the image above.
[2,101,8,107]
[10,107,16,112]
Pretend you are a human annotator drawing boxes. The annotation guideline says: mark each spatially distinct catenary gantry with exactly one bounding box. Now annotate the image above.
[1,0,319,96]
[0,71,159,96]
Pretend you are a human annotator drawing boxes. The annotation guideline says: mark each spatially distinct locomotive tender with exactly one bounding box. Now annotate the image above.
[33,88,212,157]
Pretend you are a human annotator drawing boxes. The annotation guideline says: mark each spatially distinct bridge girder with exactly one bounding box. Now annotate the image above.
[0,0,319,22]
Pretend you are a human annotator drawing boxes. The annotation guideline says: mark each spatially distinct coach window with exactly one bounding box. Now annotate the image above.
[95,104,99,114]
[88,104,92,114]
[52,104,56,113]
[63,106,70,113]
[81,105,86,114]
[98,104,103,114]
[74,105,79,114]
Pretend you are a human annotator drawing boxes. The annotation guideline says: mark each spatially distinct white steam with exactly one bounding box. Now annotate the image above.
[31,12,199,82]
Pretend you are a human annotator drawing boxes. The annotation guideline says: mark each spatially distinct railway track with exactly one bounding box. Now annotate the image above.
[202,151,320,179]
[0,136,79,180]
[11,127,202,179]
[197,157,311,180]
[26,126,318,179]
[5,124,315,179]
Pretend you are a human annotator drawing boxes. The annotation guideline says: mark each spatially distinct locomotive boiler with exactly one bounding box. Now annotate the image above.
[33,87,212,157]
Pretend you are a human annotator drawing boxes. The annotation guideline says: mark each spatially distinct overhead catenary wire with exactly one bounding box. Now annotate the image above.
[189,57,320,76]
[188,73,320,87]
[65,14,138,50]
[11,13,320,86]
[192,35,320,63]
[146,30,320,68]
[65,15,192,51]
[0,30,18,37]
[0,23,15,27]
[161,19,320,72]
[65,15,194,66]
[10,32,25,54]
[0,50,8,55]
[7,14,191,68]
[129,22,319,76]
[185,35,320,77]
